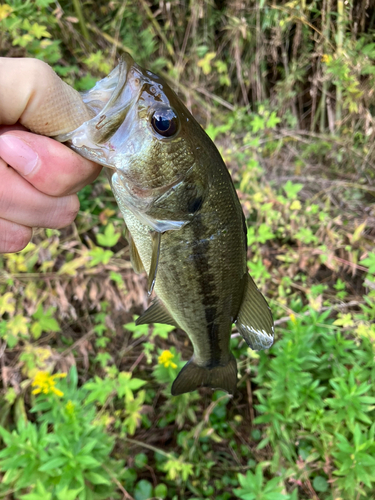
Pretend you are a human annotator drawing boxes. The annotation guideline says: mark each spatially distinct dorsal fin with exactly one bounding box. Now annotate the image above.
[136,297,178,328]
[235,273,274,350]
[147,231,161,295]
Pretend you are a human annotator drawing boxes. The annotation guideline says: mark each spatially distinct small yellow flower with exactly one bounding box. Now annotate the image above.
[0,4,12,21]
[321,54,330,63]
[289,313,297,324]
[31,371,67,397]
[158,350,177,369]
[290,200,301,211]
[253,192,263,203]
[65,400,75,415]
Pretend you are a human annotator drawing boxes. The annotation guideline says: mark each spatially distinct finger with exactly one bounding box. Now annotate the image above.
[0,57,92,136]
[0,129,102,196]
[0,218,32,253]
[0,158,79,228]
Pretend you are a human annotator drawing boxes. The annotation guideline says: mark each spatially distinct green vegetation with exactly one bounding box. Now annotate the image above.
[1,0,375,499]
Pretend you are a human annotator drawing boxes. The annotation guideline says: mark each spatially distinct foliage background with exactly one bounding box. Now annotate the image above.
[0,0,375,499]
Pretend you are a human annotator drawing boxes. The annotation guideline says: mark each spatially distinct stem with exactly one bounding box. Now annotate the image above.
[336,0,344,128]
[139,0,174,58]
[72,0,90,42]
[320,0,330,133]
[255,0,262,102]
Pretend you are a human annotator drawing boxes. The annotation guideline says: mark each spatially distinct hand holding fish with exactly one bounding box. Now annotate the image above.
[0,57,101,253]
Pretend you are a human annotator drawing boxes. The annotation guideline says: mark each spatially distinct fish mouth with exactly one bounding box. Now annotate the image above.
[55,53,142,169]
[57,54,185,205]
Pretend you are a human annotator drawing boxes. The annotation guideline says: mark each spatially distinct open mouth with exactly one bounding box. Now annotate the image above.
[54,53,142,169]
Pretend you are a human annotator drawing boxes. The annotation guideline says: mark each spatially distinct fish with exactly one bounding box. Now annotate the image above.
[55,54,274,395]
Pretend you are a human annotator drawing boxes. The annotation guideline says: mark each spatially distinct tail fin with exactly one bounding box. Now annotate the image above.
[171,355,237,396]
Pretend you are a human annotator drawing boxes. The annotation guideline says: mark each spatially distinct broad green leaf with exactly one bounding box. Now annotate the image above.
[85,471,110,485]
[96,223,121,247]
[56,486,83,500]
[38,456,68,471]
[313,476,328,492]
[134,479,153,500]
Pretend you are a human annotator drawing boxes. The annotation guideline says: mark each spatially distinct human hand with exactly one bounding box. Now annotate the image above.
[0,57,102,253]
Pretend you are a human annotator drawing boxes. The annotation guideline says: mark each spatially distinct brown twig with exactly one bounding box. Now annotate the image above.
[246,378,255,426]
[129,352,145,373]
[103,464,135,500]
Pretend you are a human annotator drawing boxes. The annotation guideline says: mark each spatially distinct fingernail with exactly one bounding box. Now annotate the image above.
[0,135,39,175]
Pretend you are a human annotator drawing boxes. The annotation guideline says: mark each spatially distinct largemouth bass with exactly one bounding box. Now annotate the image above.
[56,54,274,395]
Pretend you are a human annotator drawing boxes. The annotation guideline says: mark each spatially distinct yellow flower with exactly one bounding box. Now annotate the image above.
[158,350,177,369]
[289,313,297,324]
[65,400,75,415]
[31,371,67,397]
[253,192,263,203]
[290,200,301,211]
[0,4,12,21]
[321,54,330,63]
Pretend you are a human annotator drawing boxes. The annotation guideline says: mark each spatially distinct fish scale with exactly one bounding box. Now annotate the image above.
[53,53,275,395]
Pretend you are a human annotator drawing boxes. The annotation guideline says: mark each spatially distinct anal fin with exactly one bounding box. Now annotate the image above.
[235,273,274,350]
[171,355,237,396]
[136,297,178,328]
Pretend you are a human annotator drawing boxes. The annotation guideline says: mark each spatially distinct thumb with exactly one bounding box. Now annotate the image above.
[0,57,92,136]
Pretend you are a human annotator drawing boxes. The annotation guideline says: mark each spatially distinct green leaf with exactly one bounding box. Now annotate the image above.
[197,52,215,75]
[31,305,60,339]
[35,0,55,6]
[56,486,83,500]
[76,455,101,468]
[20,480,52,500]
[361,253,375,274]
[134,479,153,500]
[96,223,121,247]
[283,180,304,199]
[38,456,68,471]
[84,376,117,405]
[250,114,265,133]
[85,471,111,485]
[134,453,148,468]
[152,323,175,339]
[128,378,147,391]
[0,292,15,316]
[154,483,168,499]
[89,247,114,266]
[313,476,328,492]
[266,111,281,128]
[124,321,149,338]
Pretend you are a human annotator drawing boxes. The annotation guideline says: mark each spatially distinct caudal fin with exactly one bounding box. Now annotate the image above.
[171,355,237,396]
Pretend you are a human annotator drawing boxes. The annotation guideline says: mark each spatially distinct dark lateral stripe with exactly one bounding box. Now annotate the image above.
[242,211,248,253]
[191,213,222,365]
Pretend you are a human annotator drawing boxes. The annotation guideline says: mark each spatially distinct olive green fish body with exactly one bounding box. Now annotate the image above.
[114,154,246,364]
[57,54,274,395]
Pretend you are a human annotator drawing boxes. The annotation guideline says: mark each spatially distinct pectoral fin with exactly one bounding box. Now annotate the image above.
[147,231,161,295]
[171,355,237,396]
[235,273,274,350]
[136,297,178,328]
[127,232,144,274]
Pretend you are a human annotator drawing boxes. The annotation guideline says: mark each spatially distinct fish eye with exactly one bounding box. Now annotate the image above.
[151,108,179,138]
